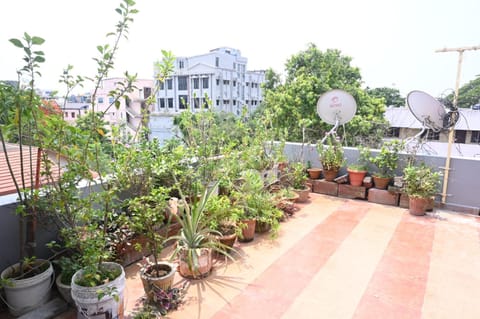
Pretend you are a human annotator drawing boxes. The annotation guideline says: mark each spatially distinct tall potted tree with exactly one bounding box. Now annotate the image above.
[124,187,177,302]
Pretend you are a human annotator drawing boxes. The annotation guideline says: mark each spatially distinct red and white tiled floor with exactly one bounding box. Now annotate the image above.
[8,193,480,319]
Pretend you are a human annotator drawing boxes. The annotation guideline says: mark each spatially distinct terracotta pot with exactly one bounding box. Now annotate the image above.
[293,187,310,203]
[239,219,256,242]
[255,220,271,233]
[347,169,367,187]
[217,233,237,250]
[307,168,322,179]
[178,247,212,279]
[372,175,391,189]
[323,169,339,182]
[409,197,430,216]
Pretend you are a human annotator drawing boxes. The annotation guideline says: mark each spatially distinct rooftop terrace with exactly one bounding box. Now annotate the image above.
[35,193,480,319]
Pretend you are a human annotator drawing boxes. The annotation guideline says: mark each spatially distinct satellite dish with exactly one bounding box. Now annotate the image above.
[317,89,357,125]
[406,90,447,132]
[317,89,357,143]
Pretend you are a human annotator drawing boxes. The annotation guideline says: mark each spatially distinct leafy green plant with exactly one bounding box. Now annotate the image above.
[124,187,170,273]
[317,135,345,171]
[403,163,441,198]
[370,140,404,178]
[285,162,308,189]
[348,146,371,171]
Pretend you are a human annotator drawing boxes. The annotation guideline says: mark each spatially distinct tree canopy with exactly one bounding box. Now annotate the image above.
[256,43,388,147]
[366,87,405,107]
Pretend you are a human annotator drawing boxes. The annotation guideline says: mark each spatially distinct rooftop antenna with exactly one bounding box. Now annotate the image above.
[316,89,357,143]
[435,45,480,204]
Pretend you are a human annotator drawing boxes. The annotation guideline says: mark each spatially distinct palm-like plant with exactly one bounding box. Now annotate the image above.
[170,181,235,278]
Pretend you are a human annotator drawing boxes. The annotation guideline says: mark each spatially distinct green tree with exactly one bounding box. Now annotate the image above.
[366,87,405,107]
[451,76,480,108]
[258,43,387,147]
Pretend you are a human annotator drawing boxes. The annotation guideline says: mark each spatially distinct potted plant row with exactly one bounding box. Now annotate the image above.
[317,135,346,182]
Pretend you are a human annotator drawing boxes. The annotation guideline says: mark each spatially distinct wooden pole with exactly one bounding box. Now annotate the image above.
[435,46,480,204]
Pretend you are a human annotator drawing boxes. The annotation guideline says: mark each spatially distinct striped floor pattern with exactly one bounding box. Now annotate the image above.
[163,193,480,319]
[49,193,480,319]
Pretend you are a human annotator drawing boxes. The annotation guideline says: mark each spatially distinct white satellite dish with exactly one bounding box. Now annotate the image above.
[317,89,357,125]
[406,90,447,133]
[316,89,357,143]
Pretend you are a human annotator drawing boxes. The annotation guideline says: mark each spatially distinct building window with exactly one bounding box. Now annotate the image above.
[233,100,236,106]
[223,80,229,85]
[216,79,220,86]
[202,77,209,89]
[233,81,236,87]
[194,98,200,109]
[215,57,219,67]
[168,98,173,108]
[426,130,440,141]
[179,95,188,109]
[471,131,480,143]
[246,82,249,87]
[386,127,400,138]
[159,81,164,90]
[178,76,187,90]
[179,60,185,69]
[98,97,104,104]
[64,112,68,118]
[144,87,152,99]
[193,78,199,89]
[216,100,220,106]
[108,97,114,104]
[159,98,165,108]
[71,112,75,118]
[167,79,172,90]
[233,62,236,69]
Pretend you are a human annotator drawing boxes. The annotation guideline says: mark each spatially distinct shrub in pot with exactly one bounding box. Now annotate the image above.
[403,163,441,216]
[369,140,404,189]
[285,162,310,202]
[125,187,177,302]
[347,146,371,187]
[204,194,243,251]
[317,135,345,181]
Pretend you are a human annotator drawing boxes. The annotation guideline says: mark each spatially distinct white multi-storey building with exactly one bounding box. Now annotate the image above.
[150,47,265,142]
[93,78,154,140]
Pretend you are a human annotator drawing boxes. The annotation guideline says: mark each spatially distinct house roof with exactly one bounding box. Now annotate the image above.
[385,107,480,131]
[0,143,61,196]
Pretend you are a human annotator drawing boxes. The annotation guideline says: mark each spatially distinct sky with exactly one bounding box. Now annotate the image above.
[1,0,480,98]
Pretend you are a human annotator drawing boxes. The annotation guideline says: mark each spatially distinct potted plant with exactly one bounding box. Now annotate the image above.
[124,187,177,302]
[403,163,441,216]
[286,162,310,202]
[369,140,404,189]
[204,194,242,251]
[170,182,235,279]
[306,160,322,180]
[347,146,370,187]
[0,257,55,316]
[316,135,345,181]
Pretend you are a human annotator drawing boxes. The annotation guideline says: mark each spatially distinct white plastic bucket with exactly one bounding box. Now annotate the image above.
[0,259,54,316]
[71,262,125,319]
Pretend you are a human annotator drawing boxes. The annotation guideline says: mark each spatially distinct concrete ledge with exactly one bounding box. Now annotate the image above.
[338,184,367,199]
[367,188,399,206]
[312,179,338,196]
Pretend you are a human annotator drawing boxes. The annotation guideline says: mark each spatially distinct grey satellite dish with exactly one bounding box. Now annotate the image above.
[406,90,459,140]
[406,90,447,133]
[317,89,357,143]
